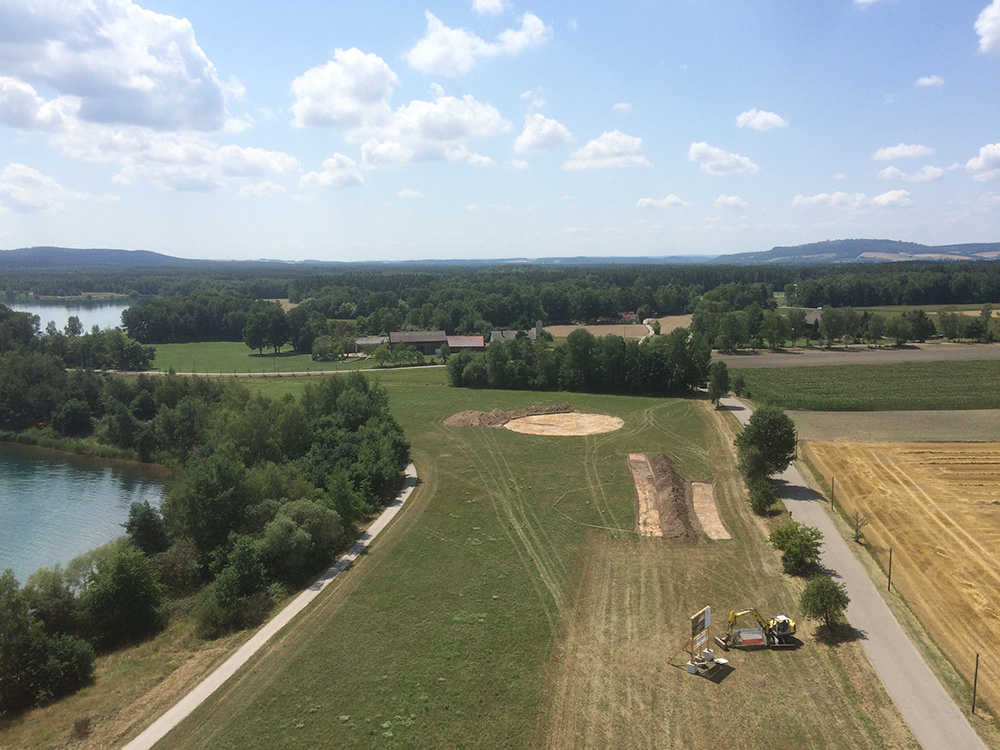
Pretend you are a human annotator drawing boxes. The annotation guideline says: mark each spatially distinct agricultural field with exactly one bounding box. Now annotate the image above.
[734,359,1000,411]
[544,314,692,344]
[790,409,1000,443]
[805,441,1000,723]
[151,368,914,749]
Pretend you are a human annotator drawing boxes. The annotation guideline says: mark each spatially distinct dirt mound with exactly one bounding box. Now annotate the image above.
[444,403,572,427]
[648,454,697,540]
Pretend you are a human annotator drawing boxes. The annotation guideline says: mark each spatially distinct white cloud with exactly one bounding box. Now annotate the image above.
[736,109,788,131]
[976,0,1000,54]
[563,131,649,170]
[872,189,914,207]
[291,48,399,130]
[405,11,551,76]
[472,0,507,15]
[854,0,884,5]
[508,158,529,170]
[873,143,935,160]
[636,195,690,209]
[239,181,287,199]
[398,188,425,198]
[715,194,749,209]
[0,163,117,212]
[878,165,945,182]
[688,142,759,175]
[613,102,631,113]
[514,113,572,153]
[520,89,546,108]
[361,90,509,167]
[0,77,72,130]
[916,75,944,87]
[792,190,913,208]
[0,0,227,131]
[299,154,364,189]
[967,143,1000,181]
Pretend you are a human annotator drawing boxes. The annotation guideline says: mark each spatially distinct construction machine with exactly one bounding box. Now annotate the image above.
[714,608,796,650]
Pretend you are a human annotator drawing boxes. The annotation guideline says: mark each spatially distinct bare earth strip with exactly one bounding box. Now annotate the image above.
[691,482,731,539]
[716,342,1000,368]
[790,409,1000,443]
[806,441,1000,723]
[504,413,624,436]
[627,453,661,537]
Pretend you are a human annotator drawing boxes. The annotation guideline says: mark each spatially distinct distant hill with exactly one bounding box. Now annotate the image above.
[718,239,1000,265]
[0,247,194,269]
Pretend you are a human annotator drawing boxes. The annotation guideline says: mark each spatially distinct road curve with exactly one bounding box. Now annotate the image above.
[721,395,985,750]
[121,462,419,750]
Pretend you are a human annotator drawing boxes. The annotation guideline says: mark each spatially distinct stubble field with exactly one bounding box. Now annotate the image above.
[805,441,1000,721]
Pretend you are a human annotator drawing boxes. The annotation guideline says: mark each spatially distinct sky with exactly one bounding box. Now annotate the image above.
[1,0,999,262]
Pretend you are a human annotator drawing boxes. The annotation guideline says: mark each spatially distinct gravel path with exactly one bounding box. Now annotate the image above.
[716,342,1000,368]
[121,462,419,750]
[721,395,985,750]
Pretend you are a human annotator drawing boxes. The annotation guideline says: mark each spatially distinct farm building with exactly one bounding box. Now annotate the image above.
[446,335,485,351]
[389,330,448,354]
[490,328,538,344]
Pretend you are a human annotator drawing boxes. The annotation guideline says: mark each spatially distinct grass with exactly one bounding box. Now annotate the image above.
[150,369,914,749]
[739,359,1000,411]
[151,341,370,374]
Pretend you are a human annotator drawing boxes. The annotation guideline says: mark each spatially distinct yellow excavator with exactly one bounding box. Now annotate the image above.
[714,608,796,650]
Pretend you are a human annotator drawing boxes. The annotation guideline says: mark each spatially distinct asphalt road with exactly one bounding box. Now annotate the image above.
[716,342,1000,368]
[120,462,419,750]
[721,395,985,750]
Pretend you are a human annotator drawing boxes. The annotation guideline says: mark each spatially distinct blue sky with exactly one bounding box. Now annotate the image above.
[1,0,999,261]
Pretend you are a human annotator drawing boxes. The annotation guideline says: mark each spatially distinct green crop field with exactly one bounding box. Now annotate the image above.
[739,359,1000,411]
[154,368,915,749]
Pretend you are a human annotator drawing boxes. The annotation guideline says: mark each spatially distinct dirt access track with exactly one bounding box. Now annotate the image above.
[806,441,1000,718]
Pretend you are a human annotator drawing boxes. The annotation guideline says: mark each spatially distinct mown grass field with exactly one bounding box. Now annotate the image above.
[739,359,1000,411]
[151,368,914,749]
[151,341,370,374]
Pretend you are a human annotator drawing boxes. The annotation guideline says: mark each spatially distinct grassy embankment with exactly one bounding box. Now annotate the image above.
[737,359,1000,411]
[149,367,913,749]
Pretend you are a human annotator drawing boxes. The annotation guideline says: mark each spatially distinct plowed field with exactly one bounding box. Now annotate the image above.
[805,441,1000,717]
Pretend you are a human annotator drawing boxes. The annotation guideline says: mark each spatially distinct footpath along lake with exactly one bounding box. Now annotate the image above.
[0,444,165,583]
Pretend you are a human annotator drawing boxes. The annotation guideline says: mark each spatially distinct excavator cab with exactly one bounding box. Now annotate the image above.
[715,608,796,650]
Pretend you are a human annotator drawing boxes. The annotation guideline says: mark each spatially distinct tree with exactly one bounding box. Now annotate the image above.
[730,370,747,397]
[849,509,871,543]
[884,316,911,347]
[123,501,170,555]
[80,543,163,650]
[769,521,823,576]
[865,314,886,346]
[707,360,729,407]
[734,405,797,480]
[903,309,935,342]
[760,310,791,349]
[0,570,94,713]
[242,312,266,354]
[800,575,850,628]
[746,475,778,515]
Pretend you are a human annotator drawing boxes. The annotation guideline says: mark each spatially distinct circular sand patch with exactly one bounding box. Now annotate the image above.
[504,413,624,436]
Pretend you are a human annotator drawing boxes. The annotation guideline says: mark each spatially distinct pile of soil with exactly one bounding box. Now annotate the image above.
[444,404,572,427]
[648,453,697,541]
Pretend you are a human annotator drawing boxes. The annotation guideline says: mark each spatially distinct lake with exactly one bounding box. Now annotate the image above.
[6,299,133,332]
[0,444,165,583]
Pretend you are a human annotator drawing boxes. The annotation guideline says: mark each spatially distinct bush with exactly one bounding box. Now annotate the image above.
[747,476,778,516]
[735,405,796,480]
[80,543,164,650]
[769,521,823,576]
[800,575,851,628]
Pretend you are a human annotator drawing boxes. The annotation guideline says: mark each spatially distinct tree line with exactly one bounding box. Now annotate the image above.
[0,317,409,714]
[446,327,710,396]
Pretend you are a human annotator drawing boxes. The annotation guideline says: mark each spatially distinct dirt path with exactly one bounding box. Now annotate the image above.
[120,463,419,750]
[720,395,987,750]
[716,342,1000,368]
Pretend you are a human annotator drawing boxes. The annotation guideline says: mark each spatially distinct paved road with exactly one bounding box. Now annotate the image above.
[721,395,985,750]
[716,341,1000,368]
[121,462,419,750]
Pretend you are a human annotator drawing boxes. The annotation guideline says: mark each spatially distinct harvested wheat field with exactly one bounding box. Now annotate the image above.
[806,441,1000,718]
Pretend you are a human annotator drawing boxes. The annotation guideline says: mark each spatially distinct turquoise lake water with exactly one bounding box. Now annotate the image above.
[7,300,132,332]
[0,444,164,583]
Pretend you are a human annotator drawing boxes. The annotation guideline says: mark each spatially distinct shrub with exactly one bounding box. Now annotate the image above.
[80,543,164,650]
[769,521,823,576]
[800,575,851,628]
[747,476,778,516]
